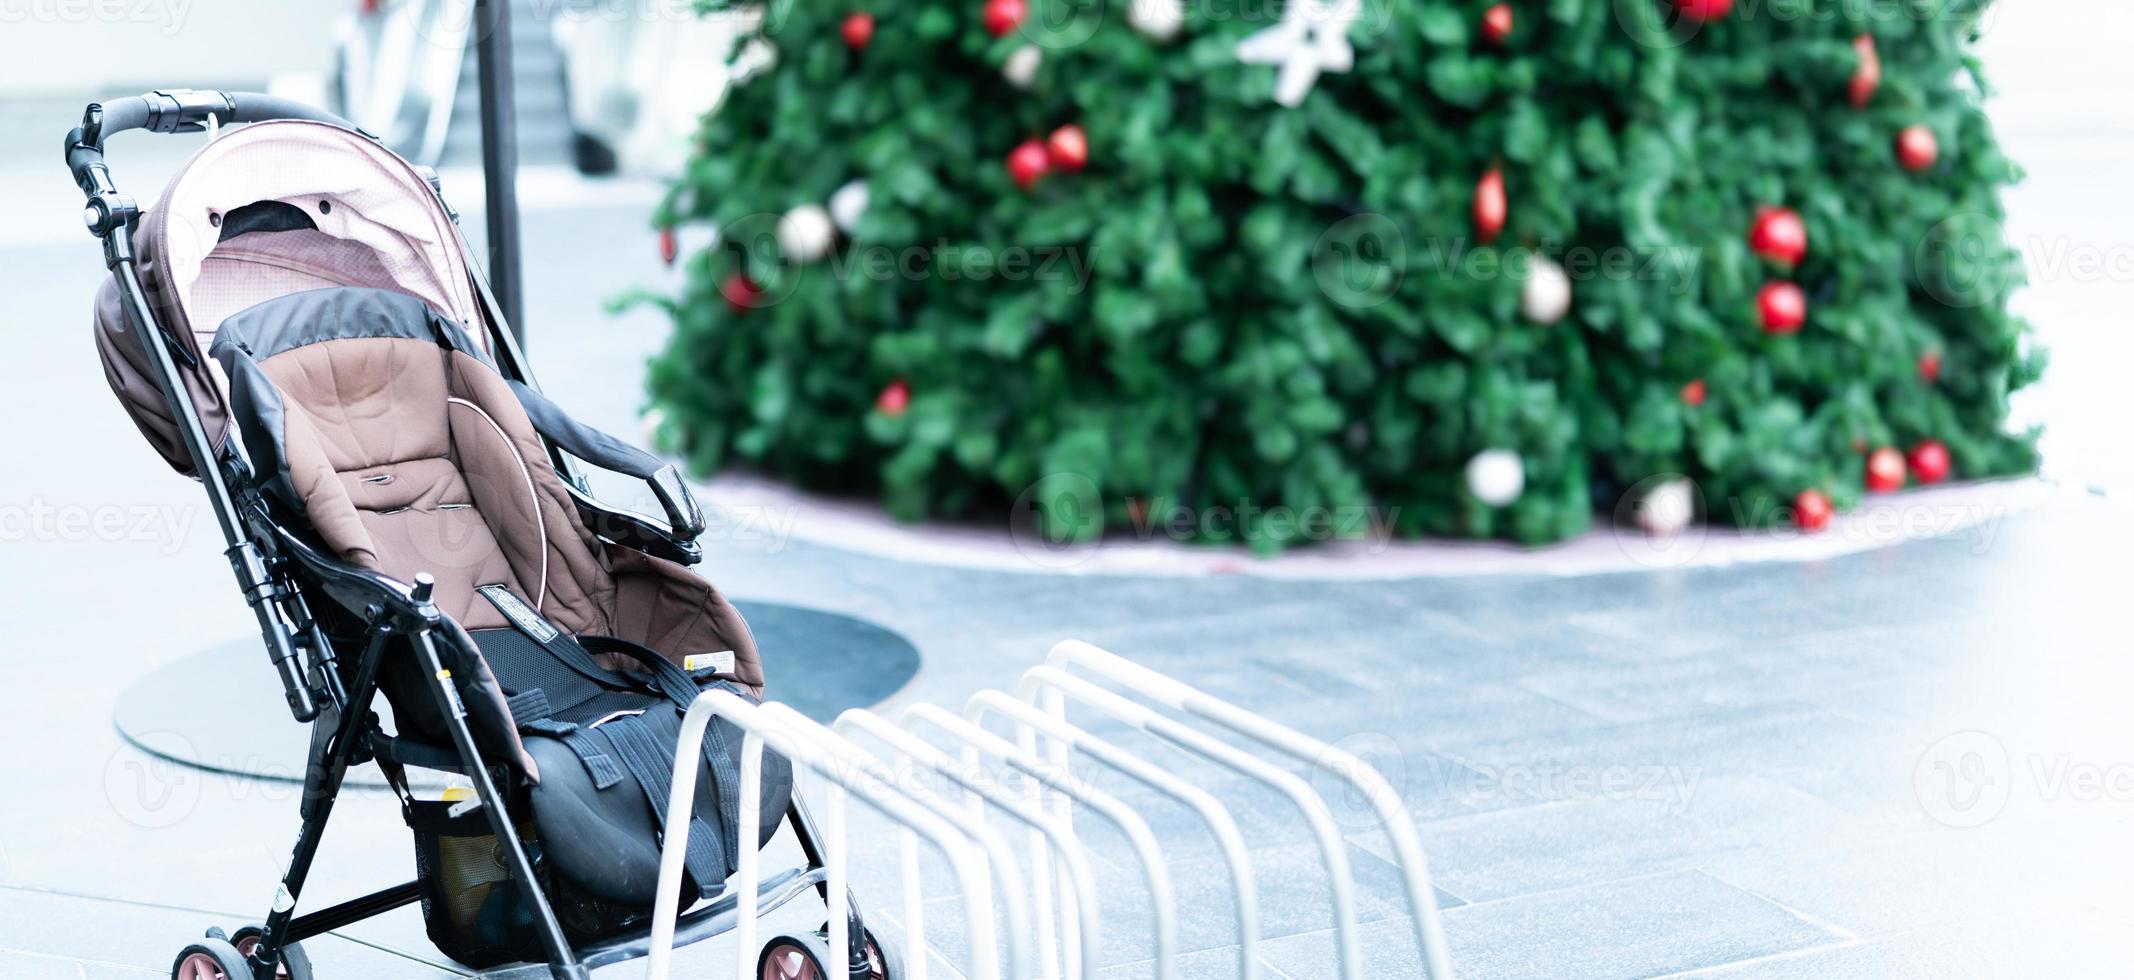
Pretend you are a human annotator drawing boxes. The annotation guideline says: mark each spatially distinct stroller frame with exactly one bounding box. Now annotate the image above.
[67,90,870,980]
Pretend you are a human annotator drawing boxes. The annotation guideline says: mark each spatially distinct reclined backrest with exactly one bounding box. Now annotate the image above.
[94,119,483,479]
[212,286,612,633]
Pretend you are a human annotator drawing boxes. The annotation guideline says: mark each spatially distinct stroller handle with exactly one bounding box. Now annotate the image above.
[67,90,358,199]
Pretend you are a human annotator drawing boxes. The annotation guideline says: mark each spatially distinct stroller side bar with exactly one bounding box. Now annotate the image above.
[67,92,376,726]
[402,581,589,980]
[105,227,317,723]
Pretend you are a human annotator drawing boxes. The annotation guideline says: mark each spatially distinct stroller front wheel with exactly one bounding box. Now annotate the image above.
[758,927,902,980]
[758,934,829,980]
[170,938,252,980]
[860,927,904,980]
[231,925,314,980]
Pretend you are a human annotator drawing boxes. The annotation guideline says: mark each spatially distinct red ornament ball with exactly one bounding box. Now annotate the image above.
[658,226,678,266]
[983,0,1026,37]
[841,12,874,49]
[1680,378,1707,408]
[1865,447,1906,493]
[1897,125,1939,172]
[876,379,911,417]
[1482,3,1513,45]
[1046,124,1088,172]
[1749,207,1808,267]
[1006,139,1051,190]
[1918,349,1943,383]
[1849,34,1881,109]
[1758,281,1807,334]
[1793,489,1834,533]
[720,273,762,313]
[1674,0,1733,23]
[1473,167,1507,246]
[1908,439,1952,484]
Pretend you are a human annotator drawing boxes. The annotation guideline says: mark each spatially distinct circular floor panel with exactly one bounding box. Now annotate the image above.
[113,602,921,787]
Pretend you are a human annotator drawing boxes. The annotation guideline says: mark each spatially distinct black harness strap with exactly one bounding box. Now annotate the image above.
[504,687,553,722]
[598,714,729,897]
[477,586,639,695]
[580,635,702,712]
[476,585,736,899]
[579,638,747,845]
[519,717,627,790]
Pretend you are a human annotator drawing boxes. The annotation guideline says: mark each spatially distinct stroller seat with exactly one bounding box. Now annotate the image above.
[212,284,793,961]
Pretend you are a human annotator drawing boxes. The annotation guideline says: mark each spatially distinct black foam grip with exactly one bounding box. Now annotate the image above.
[225,92,350,126]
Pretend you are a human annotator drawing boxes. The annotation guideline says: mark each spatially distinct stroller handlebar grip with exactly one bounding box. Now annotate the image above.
[224,92,352,127]
[68,91,361,199]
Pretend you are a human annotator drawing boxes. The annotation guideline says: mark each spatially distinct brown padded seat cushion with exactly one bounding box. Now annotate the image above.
[211,287,763,695]
[265,334,609,633]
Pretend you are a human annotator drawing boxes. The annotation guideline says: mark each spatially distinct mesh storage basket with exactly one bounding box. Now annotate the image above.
[407,797,546,967]
[407,795,660,967]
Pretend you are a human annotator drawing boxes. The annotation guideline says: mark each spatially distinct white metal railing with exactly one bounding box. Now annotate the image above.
[645,644,1455,980]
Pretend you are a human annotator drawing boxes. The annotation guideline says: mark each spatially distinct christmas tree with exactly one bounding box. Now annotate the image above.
[640,0,2040,549]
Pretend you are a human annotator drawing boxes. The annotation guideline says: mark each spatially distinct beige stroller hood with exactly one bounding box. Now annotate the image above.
[93,119,482,476]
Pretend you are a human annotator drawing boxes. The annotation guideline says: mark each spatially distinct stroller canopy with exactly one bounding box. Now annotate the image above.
[95,119,483,475]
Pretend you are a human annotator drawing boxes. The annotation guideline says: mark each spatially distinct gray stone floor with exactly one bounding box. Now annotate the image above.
[2,195,2131,979]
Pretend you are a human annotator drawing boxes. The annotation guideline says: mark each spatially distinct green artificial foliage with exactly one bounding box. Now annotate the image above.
[641,0,2041,550]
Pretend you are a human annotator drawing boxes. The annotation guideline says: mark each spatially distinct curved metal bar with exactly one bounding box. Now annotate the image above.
[966,691,1262,979]
[1016,665,1363,979]
[1044,641,1455,980]
[647,690,999,980]
[903,703,1179,980]
[835,708,1105,980]
[763,703,1039,980]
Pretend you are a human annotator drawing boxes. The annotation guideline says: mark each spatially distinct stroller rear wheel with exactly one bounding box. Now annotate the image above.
[231,925,314,980]
[170,938,251,980]
[758,927,902,980]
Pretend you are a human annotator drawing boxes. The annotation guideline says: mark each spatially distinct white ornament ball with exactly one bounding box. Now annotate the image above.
[777,204,836,263]
[1465,449,1525,508]
[1002,45,1043,89]
[1128,0,1184,41]
[1520,253,1572,326]
[1635,477,1695,536]
[828,180,869,234]
[641,407,669,451]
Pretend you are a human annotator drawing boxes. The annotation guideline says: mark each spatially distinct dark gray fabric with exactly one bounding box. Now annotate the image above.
[210,285,490,366]
[507,381,665,481]
[216,339,298,511]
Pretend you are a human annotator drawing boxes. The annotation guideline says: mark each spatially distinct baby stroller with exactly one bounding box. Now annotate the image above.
[67,90,898,980]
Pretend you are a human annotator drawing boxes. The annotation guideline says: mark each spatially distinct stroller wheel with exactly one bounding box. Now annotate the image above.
[859,927,904,980]
[231,925,315,980]
[761,927,903,980]
[170,938,251,980]
[758,933,831,980]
